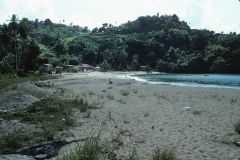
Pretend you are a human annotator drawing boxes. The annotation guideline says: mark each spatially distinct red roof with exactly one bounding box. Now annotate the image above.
[78,64,93,68]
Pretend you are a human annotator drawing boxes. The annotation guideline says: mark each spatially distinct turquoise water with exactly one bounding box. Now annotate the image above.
[130,74,240,89]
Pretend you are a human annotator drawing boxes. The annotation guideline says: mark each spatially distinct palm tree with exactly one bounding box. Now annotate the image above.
[117,46,128,70]
[7,14,19,34]
[0,24,14,73]
[5,14,32,74]
[0,24,12,50]
[18,18,32,39]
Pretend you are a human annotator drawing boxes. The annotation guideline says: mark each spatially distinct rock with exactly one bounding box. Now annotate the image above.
[17,140,68,159]
[0,90,40,112]
[234,141,240,147]
[0,154,35,160]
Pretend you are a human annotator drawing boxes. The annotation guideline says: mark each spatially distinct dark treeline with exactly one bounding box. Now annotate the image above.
[0,13,240,75]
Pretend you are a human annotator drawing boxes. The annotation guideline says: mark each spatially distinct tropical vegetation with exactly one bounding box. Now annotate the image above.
[1,13,240,75]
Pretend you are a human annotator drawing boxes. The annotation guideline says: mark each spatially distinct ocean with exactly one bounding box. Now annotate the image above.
[129,74,240,89]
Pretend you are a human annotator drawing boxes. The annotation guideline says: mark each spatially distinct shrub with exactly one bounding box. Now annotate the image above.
[233,120,240,134]
[148,146,176,160]
[121,90,130,96]
[79,98,89,112]
[57,130,115,160]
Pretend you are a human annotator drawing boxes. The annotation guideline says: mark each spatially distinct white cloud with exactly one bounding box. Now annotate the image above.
[0,0,56,22]
[0,0,239,33]
[67,14,97,29]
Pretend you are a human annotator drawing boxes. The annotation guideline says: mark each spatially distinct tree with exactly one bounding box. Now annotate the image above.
[0,53,15,74]
[44,18,53,26]
[0,24,12,50]
[92,27,98,33]
[82,26,88,33]
[18,18,32,38]
[117,46,128,70]
[7,14,19,32]
[210,57,228,73]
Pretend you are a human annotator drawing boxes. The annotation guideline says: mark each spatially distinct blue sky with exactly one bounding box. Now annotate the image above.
[0,0,240,33]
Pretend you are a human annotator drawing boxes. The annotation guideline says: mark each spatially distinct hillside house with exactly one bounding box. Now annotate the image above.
[39,64,52,73]
[78,64,93,71]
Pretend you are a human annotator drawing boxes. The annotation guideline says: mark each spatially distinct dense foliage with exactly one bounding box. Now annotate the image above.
[1,13,240,74]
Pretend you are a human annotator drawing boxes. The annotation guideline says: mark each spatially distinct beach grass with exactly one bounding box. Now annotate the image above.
[57,130,116,160]
[0,95,84,153]
[148,146,177,160]
[233,120,240,134]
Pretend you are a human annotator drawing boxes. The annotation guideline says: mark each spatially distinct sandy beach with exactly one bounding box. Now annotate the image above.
[46,71,240,159]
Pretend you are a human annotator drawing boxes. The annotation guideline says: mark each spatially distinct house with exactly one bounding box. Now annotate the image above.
[39,64,52,73]
[140,66,147,71]
[56,66,63,74]
[67,65,74,71]
[78,32,88,37]
[66,65,79,72]
[93,66,101,71]
[78,64,93,71]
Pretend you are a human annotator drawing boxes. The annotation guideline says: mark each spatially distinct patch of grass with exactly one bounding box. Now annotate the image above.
[97,94,104,99]
[81,92,87,97]
[78,97,89,112]
[32,81,54,88]
[148,146,177,160]
[121,90,130,96]
[85,110,92,118]
[132,88,138,93]
[123,115,130,124]
[0,127,34,153]
[230,98,237,105]
[192,110,202,116]
[233,120,240,134]
[0,96,76,153]
[144,112,149,117]
[57,130,116,160]
[56,87,67,95]
[87,90,95,96]
[135,136,146,143]
[117,99,126,104]
[69,97,103,112]
[139,94,146,98]
[107,94,114,100]
[90,100,104,109]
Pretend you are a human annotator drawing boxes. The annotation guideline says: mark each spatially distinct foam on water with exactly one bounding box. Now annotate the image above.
[129,74,240,89]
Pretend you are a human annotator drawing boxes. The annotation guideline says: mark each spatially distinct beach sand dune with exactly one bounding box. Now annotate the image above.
[48,71,240,159]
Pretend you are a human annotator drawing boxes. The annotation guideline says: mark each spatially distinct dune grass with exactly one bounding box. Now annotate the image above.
[233,119,240,134]
[57,129,116,160]
[148,146,177,160]
[0,95,81,154]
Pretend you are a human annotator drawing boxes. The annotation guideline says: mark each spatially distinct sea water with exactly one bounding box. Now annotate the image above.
[130,74,240,89]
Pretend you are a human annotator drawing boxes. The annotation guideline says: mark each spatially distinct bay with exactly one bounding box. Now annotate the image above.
[130,74,240,89]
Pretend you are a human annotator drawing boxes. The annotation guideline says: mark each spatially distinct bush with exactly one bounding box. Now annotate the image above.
[233,120,240,134]
[57,130,114,160]
[148,146,176,160]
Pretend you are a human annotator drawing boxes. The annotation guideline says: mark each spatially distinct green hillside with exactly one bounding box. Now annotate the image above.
[1,14,240,75]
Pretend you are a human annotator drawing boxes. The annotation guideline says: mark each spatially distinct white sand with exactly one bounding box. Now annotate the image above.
[48,71,240,160]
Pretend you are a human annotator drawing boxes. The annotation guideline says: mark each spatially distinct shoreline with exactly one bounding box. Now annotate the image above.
[48,71,240,159]
[125,72,240,90]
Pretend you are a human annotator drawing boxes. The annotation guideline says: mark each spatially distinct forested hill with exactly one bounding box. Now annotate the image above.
[0,14,240,75]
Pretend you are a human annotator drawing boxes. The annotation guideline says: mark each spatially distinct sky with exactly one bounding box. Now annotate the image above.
[0,0,240,34]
